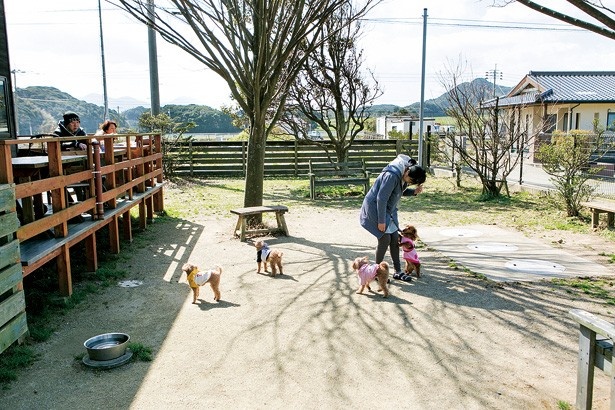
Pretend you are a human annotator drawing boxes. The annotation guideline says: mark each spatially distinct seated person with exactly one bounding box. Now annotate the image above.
[53,112,87,150]
[95,120,117,136]
[93,120,118,152]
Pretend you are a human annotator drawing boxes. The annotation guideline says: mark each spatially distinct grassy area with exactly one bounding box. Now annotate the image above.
[164,174,615,243]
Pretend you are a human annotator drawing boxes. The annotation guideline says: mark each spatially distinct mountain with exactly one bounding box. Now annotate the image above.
[14,86,240,135]
[81,93,149,112]
[369,78,512,118]
[16,86,107,135]
[13,78,511,135]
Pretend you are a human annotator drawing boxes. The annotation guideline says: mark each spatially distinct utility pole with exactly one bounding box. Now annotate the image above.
[98,0,109,120]
[418,8,428,167]
[147,0,161,116]
[485,64,503,98]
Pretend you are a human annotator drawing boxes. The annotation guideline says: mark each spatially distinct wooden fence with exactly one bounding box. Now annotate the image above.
[0,184,27,354]
[168,139,419,177]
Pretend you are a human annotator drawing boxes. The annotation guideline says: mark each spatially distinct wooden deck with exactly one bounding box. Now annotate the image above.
[0,133,165,296]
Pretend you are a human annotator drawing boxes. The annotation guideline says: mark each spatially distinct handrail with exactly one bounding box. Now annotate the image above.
[0,133,162,244]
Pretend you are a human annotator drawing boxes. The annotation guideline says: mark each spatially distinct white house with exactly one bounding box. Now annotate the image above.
[481,71,615,164]
[375,115,436,138]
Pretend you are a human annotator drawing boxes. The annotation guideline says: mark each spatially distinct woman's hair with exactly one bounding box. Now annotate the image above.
[100,120,117,133]
[406,165,427,185]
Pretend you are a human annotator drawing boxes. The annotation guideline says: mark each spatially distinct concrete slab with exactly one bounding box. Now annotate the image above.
[419,224,612,282]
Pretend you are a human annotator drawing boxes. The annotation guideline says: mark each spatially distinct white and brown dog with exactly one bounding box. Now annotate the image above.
[255,240,283,276]
[352,256,389,298]
[182,263,222,304]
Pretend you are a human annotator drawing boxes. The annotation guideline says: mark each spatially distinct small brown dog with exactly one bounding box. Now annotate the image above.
[182,263,222,303]
[255,240,283,276]
[352,256,389,298]
[399,224,421,278]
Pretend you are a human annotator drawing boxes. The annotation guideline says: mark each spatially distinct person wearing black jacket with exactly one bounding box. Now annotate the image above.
[53,112,87,150]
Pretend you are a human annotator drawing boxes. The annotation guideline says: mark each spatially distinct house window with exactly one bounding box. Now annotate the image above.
[607,112,615,131]
[563,113,568,132]
[544,114,556,133]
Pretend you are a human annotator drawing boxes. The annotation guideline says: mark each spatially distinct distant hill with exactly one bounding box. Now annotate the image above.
[369,78,512,118]
[13,78,511,135]
[14,86,240,135]
[81,93,148,112]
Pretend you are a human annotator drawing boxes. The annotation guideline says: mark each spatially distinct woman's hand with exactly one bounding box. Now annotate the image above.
[414,184,423,195]
[378,223,386,232]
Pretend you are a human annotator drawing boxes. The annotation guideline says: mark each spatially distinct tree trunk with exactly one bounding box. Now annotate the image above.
[244,122,266,210]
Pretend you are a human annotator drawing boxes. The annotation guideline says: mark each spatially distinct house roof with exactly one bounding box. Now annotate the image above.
[486,71,615,107]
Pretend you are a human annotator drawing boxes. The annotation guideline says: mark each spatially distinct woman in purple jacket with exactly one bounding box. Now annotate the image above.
[359,154,426,282]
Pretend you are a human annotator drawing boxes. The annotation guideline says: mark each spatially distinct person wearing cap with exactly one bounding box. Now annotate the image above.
[53,112,88,150]
[359,154,427,282]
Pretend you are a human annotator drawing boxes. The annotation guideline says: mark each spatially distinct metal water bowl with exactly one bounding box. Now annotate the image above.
[84,333,130,361]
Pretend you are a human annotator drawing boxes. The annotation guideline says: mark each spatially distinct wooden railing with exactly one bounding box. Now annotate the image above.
[0,133,165,296]
[570,309,615,409]
[0,133,163,243]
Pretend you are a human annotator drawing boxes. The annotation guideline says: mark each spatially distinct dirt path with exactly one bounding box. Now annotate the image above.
[1,206,614,409]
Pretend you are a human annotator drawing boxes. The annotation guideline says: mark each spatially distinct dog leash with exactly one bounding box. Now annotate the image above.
[388,213,403,235]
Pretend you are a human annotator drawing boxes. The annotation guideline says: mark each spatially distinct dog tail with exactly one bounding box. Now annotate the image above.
[216,265,222,274]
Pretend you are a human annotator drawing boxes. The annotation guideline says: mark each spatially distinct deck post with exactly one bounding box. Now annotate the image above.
[154,189,164,212]
[146,195,154,222]
[122,209,132,242]
[57,244,72,296]
[139,199,147,229]
[47,141,68,237]
[102,137,117,209]
[125,135,134,200]
[109,215,120,254]
[154,134,163,183]
[92,141,105,219]
[85,233,98,272]
[0,143,13,183]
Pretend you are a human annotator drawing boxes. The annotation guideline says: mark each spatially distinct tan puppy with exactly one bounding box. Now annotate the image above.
[352,256,389,298]
[182,263,222,303]
[255,240,284,276]
[399,224,421,278]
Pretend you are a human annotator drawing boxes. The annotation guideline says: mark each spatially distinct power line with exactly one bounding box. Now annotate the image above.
[361,17,587,32]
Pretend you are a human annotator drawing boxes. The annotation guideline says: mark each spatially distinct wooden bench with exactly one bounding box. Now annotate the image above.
[570,309,615,409]
[308,159,370,199]
[581,200,615,229]
[230,205,289,242]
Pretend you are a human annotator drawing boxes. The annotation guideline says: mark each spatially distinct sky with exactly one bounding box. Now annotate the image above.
[4,0,615,111]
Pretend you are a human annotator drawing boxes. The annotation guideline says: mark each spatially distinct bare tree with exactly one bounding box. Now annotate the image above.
[108,0,379,208]
[277,5,382,163]
[439,62,535,198]
[492,0,615,40]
